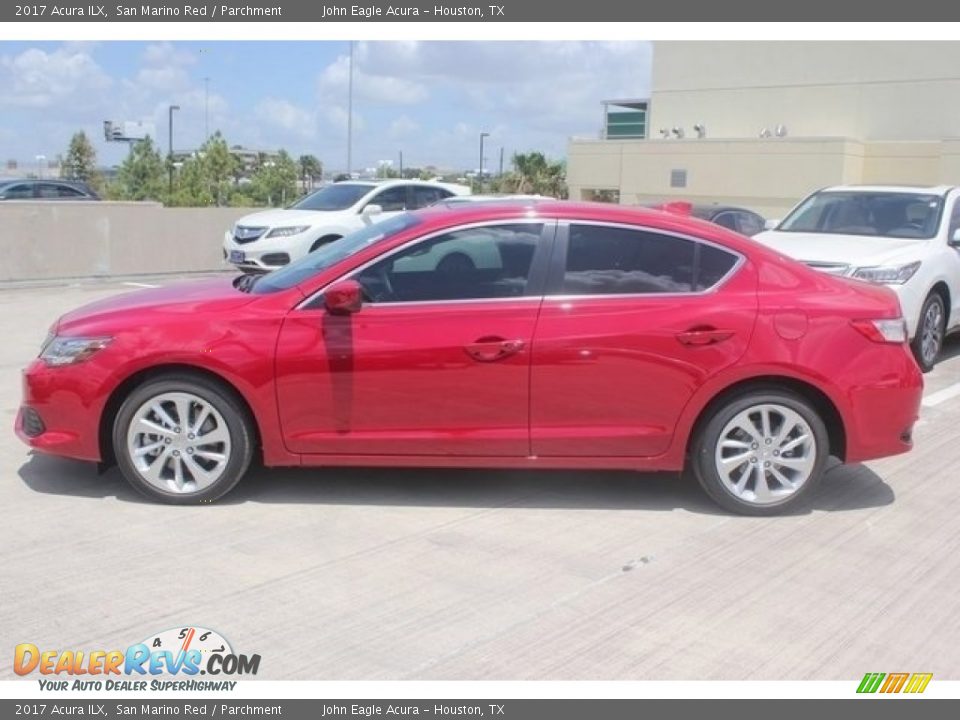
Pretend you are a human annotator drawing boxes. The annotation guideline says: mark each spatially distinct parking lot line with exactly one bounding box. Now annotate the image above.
[122,282,160,288]
[922,381,960,407]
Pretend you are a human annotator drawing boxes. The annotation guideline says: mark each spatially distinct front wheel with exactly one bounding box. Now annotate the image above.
[911,292,945,372]
[691,390,829,516]
[113,376,254,504]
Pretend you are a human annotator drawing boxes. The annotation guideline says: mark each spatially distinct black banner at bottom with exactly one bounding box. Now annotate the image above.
[2,699,959,720]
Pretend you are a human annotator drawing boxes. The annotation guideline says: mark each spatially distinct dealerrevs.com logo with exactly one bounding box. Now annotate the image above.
[14,626,260,691]
[857,672,933,694]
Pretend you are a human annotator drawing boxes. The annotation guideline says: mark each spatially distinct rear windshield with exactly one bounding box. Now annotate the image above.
[778,191,944,239]
[251,213,423,294]
[290,183,373,211]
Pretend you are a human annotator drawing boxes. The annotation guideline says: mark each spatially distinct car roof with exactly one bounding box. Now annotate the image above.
[414,200,763,250]
[0,178,89,187]
[819,184,954,195]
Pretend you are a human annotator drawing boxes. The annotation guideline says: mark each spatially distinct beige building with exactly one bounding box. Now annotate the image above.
[567,42,960,217]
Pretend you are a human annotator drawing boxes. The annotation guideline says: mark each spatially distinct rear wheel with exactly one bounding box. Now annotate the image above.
[911,292,945,372]
[691,390,829,515]
[113,376,253,504]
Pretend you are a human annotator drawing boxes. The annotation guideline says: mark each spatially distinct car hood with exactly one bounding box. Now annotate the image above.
[753,230,925,268]
[234,208,348,228]
[57,277,256,334]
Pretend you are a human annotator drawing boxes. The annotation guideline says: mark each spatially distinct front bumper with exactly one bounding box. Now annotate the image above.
[15,360,104,462]
[223,231,293,272]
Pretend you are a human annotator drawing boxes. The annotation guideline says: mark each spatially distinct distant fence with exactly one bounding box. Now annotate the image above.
[0,201,256,282]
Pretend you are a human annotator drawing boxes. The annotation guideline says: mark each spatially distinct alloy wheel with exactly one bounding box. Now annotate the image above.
[714,403,817,506]
[126,391,232,495]
[921,299,944,367]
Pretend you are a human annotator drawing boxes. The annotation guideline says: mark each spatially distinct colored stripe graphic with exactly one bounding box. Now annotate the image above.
[904,673,933,694]
[857,672,932,694]
[880,673,909,693]
[857,672,886,693]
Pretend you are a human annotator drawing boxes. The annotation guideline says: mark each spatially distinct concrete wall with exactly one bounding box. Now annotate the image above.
[651,42,960,141]
[568,137,869,218]
[568,137,960,219]
[0,202,253,282]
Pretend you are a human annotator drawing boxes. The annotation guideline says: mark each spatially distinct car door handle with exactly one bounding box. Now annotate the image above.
[676,327,735,346]
[465,337,526,362]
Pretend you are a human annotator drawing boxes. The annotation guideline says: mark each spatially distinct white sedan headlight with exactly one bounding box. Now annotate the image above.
[266,225,311,238]
[852,261,921,285]
[40,336,112,366]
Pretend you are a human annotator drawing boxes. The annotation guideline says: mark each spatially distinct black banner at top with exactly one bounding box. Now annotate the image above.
[3,0,958,22]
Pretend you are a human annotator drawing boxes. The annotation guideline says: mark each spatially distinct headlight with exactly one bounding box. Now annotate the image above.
[853,261,921,285]
[40,336,112,366]
[266,225,310,238]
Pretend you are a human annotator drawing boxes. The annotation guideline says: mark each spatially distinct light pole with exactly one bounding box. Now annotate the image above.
[478,132,489,193]
[35,155,46,179]
[203,77,210,140]
[347,40,354,178]
[168,104,180,193]
[398,150,403,177]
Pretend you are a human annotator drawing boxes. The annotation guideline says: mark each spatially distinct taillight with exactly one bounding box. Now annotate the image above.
[851,318,908,344]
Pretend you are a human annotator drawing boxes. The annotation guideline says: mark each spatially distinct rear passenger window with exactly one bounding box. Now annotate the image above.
[562,225,695,294]
[560,224,739,295]
[697,244,739,290]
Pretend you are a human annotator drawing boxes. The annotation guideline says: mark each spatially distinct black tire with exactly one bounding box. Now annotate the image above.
[112,375,254,505]
[910,292,945,373]
[310,235,341,253]
[690,389,830,516]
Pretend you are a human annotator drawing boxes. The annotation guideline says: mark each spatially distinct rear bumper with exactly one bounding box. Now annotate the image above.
[842,346,924,463]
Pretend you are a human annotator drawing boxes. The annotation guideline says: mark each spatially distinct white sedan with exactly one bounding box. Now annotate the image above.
[754,184,960,370]
[223,180,470,273]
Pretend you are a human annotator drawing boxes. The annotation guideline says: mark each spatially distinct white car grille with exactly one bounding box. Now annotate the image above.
[802,261,851,276]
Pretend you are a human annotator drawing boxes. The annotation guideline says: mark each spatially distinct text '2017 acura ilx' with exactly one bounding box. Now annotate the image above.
[17,202,923,514]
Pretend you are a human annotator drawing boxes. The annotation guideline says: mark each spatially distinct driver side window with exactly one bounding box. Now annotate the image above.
[368,186,408,212]
[355,223,544,303]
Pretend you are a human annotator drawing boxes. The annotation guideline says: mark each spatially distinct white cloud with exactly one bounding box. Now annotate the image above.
[255,98,317,140]
[318,55,429,106]
[0,46,112,109]
[388,115,420,139]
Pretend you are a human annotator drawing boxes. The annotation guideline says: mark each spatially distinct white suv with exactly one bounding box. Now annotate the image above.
[754,185,960,371]
[223,180,470,273]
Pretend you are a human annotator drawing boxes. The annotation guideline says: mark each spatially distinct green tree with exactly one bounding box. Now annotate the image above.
[491,151,568,198]
[114,137,165,201]
[250,150,299,206]
[198,132,240,206]
[166,155,214,207]
[298,154,323,191]
[62,131,100,187]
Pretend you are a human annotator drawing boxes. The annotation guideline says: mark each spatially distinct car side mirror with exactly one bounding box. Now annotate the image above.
[362,203,382,217]
[764,218,780,231]
[324,279,363,315]
[950,228,960,247]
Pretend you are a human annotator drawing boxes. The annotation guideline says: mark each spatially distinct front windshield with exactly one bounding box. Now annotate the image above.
[778,191,944,239]
[251,213,423,294]
[290,183,373,211]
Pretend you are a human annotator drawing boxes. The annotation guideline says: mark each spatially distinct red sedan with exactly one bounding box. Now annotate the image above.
[16,202,923,514]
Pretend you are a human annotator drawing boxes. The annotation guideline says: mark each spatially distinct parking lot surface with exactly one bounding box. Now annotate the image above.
[2,274,959,680]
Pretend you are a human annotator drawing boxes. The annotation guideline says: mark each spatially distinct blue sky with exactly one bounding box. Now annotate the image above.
[0,41,651,173]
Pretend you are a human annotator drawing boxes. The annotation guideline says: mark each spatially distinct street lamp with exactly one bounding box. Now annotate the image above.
[35,155,46,179]
[478,132,490,193]
[398,150,403,178]
[168,104,180,193]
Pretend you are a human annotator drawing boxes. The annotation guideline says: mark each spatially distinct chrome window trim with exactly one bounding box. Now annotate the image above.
[554,220,746,297]
[296,217,552,311]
